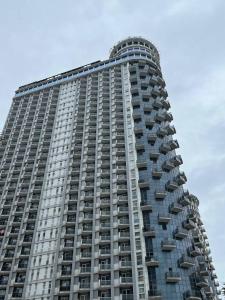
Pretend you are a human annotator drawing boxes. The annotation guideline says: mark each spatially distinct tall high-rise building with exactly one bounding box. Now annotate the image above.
[0,37,220,300]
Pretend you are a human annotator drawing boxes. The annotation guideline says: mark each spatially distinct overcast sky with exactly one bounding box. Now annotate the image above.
[0,0,225,289]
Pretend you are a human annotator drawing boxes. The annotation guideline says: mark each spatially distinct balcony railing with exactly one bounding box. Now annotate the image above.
[120,277,132,284]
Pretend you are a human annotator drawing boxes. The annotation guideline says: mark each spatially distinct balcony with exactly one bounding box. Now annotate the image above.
[79,282,90,289]
[179,255,195,268]
[161,239,176,251]
[135,143,145,152]
[148,290,162,300]
[121,295,134,300]
[169,202,183,214]
[100,279,111,286]
[183,290,201,300]
[18,261,28,269]
[155,112,165,123]
[136,160,147,170]
[100,198,110,206]
[117,175,127,183]
[198,265,209,277]
[157,127,167,137]
[120,277,133,284]
[174,228,188,240]
[162,160,174,172]
[99,248,111,256]
[80,266,91,273]
[159,143,171,154]
[178,195,190,206]
[149,152,160,162]
[119,245,131,253]
[168,140,179,150]
[155,191,166,201]
[183,219,196,230]
[100,235,111,242]
[80,252,91,259]
[118,218,129,227]
[101,189,110,197]
[142,225,155,237]
[138,180,149,189]
[158,213,171,224]
[83,226,93,232]
[84,214,93,221]
[145,255,159,267]
[140,201,152,211]
[165,271,181,283]
[117,185,127,194]
[120,261,132,268]
[64,240,74,248]
[119,231,130,239]
[203,286,213,296]
[188,245,201,257]
[175,172,187,185]
[5,251,14,258]
[152,169,162,179]
[195,276,209,288]
[81,238,92,246]
[147,133,157,144]
[63,254,73,261]
[170,155,182,166]
[100,223,110,230]
[99,264,111,271]
[118,206,128,214]
[165,181,178,192]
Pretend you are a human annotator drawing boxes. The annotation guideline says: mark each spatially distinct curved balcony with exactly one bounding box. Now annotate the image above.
[195,276,209,288]
[183,219,196,230]
[159,143,171,154]
[169,202,183,214]
[175,172,187,186]
[143,226,155,237]
[138,180,149,189]
[178,195,190,206]
[161,239,176,251]
[179,255,195,268]
[165,180,178,192]
[174,227,188,240]
[140,201,152,211]
[183,290,201,300]
[170,155,182,167]
[165,271,181,283]
[155,190,166,201]
[147,133,157,145]
[188,245,201,257]
[203,286,213,296]
[157,127,167,138]
[162,160,174,172]
[149,152,160,162]
[158,213,171,224]
[145,254,159,267]
[152,169,163,179]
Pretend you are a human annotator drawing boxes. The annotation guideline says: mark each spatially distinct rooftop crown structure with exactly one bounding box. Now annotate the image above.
[0,37,220,300]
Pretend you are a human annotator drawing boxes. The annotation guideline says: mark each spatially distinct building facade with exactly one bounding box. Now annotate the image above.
[0,37,220,300]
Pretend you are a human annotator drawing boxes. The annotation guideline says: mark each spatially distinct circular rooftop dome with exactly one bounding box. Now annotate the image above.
[109,37,160,61]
